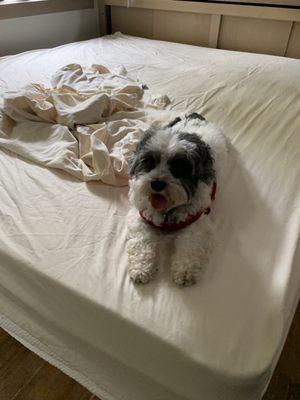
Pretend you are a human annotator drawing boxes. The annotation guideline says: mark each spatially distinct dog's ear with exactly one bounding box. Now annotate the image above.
[186,113,205,121]
[166,116,181,128]
[167,114,205,128]
[128,155,137,177]
[179,132,215,183]
[193,140,215,183]
[135,128,155,154]
[128,150,143,177]
[128,128,155,176]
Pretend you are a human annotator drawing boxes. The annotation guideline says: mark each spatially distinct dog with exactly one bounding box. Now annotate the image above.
[126,113,229,286]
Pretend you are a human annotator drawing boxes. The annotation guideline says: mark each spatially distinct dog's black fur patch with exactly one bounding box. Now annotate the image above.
[186,112,206,121]
[167,113,205,129]
[178,132,215,185]
[129,129,158,176]
[167,117,182,127]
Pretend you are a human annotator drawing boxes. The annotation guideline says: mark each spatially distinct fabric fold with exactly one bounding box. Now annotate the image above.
[0,63,170,186]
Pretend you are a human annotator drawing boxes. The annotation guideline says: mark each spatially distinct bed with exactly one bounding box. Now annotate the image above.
[0,23,299,400]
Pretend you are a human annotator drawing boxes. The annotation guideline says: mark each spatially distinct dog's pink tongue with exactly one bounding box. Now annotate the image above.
[151,194,167,210]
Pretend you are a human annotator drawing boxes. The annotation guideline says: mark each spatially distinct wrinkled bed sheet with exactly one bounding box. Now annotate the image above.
[0,33,299,400]
[0,63,169,185]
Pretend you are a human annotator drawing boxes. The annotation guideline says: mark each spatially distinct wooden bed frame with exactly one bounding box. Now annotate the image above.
[94,0,300,58]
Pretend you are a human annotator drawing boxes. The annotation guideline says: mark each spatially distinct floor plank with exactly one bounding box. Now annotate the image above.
[263,303,300,400]
[0,338,44,400]
[278,305,300,383]
[0,334,25,369]
[263,370,290,400]
[0,329,9,340]
[13,363,97,400]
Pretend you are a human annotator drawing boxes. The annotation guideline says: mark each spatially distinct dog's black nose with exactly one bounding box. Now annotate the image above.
[151,180,167,192]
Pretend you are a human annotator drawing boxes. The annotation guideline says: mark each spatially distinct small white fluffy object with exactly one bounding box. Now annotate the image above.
[126,113,229,286]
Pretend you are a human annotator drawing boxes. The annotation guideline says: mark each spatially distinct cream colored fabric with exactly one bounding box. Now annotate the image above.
[0,34,299,400]
[0,63,169,186]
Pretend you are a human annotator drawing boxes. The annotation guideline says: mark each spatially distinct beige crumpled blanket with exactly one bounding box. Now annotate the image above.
[0,64,170,186]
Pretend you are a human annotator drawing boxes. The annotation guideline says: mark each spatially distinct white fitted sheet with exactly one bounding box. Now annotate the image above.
[0,33,299,400]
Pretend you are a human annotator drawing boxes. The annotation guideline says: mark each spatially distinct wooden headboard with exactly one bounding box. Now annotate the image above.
[94,0,300,59]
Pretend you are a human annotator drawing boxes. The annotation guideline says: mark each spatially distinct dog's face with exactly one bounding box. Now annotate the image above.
[129,114,215,213]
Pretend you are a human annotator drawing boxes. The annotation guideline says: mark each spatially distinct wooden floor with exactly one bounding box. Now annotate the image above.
[0,304,299,400]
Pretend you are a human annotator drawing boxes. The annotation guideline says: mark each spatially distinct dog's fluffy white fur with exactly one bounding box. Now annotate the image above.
[126,113,229,286]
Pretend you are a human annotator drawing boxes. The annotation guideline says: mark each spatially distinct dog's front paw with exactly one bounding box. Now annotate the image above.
[172,269,197,287]
[129,268,154,284]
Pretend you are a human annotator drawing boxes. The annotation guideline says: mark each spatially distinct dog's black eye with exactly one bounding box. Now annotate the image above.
[169,157,193,179]
[142,154,156,172]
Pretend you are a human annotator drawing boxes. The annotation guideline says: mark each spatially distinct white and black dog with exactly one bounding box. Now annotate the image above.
[126,113,229,286]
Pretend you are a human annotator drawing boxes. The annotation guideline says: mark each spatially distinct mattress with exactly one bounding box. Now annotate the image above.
[0,33,299,400]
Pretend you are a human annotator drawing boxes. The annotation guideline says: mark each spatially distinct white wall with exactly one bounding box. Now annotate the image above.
[0,8,98,56]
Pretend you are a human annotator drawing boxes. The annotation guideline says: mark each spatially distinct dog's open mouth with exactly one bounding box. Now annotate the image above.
[150,193,168,211]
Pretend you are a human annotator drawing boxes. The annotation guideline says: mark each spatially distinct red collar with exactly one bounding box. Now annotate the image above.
[139,181,217,232]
